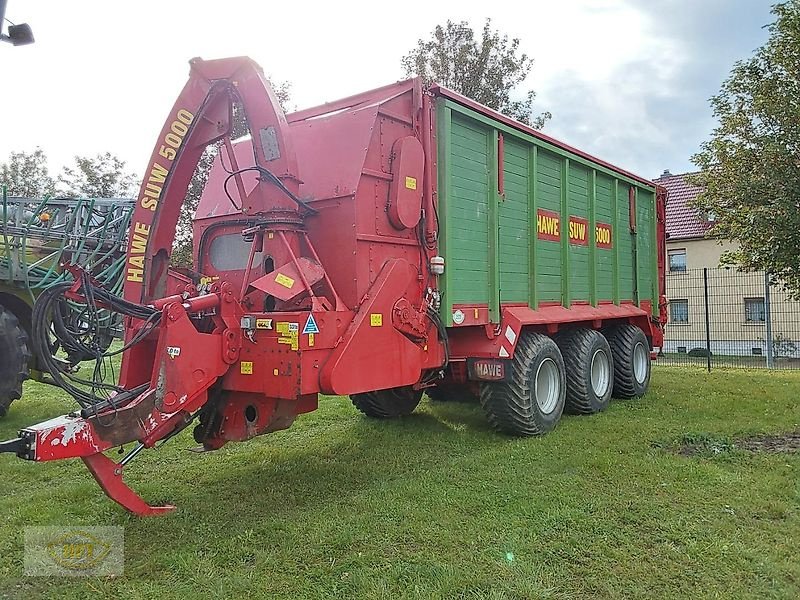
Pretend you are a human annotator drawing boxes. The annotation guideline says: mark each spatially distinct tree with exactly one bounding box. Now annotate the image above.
[0,148,57,197]
[59,152,138,198]
[692,1,800,297]
[171,76,292,269]
[402,19,550,128]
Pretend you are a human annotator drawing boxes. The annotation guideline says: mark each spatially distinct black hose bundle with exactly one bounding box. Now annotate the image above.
[31,272,159,411]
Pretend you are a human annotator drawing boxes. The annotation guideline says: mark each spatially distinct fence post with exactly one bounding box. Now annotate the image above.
[703,267,711,372]
[765,271,774,368]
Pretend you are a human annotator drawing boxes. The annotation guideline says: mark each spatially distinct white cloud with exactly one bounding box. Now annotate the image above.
[0,0,771,181]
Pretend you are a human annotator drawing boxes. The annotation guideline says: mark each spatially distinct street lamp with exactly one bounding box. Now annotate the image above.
[0,0,34,46]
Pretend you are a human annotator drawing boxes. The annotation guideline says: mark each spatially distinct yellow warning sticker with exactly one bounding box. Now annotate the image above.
[308,333,315,347]
[275,273,295,289]
[240,361,253,375]
[256,318,273,330]
[276,322,299,350]
[370,313,383,327]
[405,176,417,190]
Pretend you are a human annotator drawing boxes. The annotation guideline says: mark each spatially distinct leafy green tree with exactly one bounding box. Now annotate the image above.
[0,148,57,197]
[59,152,138,198]
[692,1,800,297]
[402,19,550,128]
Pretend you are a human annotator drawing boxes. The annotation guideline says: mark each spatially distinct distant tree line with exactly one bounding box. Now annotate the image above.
[0,148,138,199]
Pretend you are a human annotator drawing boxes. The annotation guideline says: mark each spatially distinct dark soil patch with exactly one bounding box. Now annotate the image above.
[667,431,800,456]
[736,431,800,453]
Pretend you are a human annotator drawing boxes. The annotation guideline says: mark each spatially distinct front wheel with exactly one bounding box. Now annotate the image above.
[480,332,565,436]
[0,304,31,417]
[350,386,422,418]
[605,324,651,398]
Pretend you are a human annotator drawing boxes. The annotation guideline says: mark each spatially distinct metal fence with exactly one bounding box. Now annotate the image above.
[659,267,800,370]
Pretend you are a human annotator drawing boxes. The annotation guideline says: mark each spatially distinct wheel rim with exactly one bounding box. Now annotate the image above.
[534,358,560,414]
[633,341,648,384]
[590,349,611,397]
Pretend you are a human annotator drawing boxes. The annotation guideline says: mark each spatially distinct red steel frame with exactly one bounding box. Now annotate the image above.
[3,57,667,516]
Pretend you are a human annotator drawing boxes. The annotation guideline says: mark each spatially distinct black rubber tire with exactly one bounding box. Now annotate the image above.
[426,384,479,403]
[605,324,651,399]
[351,386,423,418]
[555,328,614,415]
[0,304,31,417]
[480,332,565,436]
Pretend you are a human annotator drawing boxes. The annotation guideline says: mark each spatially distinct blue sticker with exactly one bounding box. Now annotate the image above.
[303,314,320,335]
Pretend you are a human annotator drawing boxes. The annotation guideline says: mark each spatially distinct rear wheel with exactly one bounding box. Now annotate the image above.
[556,328,614,414]
[480,332,565,436]
[606,324,651,398]
[0,304,31,417]
[350,386,423,418]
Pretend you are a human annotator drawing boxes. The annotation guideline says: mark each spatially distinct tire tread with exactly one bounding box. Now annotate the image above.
[480,332,564,436]
[0,304,32,417]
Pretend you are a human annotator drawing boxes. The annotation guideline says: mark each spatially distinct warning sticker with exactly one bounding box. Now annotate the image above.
[275,273,295,289]
[276,322,299,350]
[405,176,417,190]
[303,314,320,334]
[256,318,273,330]
[370,313,383,327]
[240,361,253,375]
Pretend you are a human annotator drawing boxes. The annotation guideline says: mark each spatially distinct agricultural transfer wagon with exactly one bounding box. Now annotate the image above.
[0,57,667,515]
[0,192,134,415]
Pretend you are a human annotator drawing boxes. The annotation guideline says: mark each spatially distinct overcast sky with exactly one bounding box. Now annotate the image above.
[2,0,774,182]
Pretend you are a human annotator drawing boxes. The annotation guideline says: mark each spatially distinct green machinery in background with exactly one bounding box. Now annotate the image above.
[0,189,134,415]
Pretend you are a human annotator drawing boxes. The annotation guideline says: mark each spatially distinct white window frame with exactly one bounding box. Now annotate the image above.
[668,248,687,273]
[669,299,689,324]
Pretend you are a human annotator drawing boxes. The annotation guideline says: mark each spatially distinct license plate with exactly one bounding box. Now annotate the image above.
[467,358,510,382]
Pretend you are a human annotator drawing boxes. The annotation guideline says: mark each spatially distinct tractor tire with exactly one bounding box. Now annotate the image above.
[555,328,614,415]
[426,384,479,403]
[480,332,565,436]
[605,324,651,398]
[351,386,423,419]
[0,304,31,417]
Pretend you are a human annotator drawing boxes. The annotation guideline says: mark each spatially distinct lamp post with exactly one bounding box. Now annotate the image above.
[0,0,35,46]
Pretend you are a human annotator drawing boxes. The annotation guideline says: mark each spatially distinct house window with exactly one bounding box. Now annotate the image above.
[670,299,689,324]
[744,297,766,323]
[668,248,687,272]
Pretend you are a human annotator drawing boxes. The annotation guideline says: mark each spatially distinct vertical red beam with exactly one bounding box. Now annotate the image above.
[655,184,668,325]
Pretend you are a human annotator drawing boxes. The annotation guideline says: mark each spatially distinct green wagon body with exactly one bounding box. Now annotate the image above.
[435,97,662,328]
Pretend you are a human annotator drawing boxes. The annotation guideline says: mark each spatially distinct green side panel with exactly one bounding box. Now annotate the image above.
[499,139,530,303]
[568,163,590,300]
[535,150,562,303]
[637,188,656,309]
[437,98,659,319]
[594,175,615,301]
[448,113,491,305]
[616,183,634,300]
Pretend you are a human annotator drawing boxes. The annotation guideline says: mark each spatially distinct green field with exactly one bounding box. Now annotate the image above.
[0,367,798,599]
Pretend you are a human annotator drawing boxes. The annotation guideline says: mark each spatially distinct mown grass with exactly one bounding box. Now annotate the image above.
[0,367,798,599]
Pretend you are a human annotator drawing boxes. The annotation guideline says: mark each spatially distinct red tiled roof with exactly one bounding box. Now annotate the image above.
[653,171,711,241]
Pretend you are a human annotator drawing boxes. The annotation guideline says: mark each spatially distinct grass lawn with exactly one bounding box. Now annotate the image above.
[0,367,798,599]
